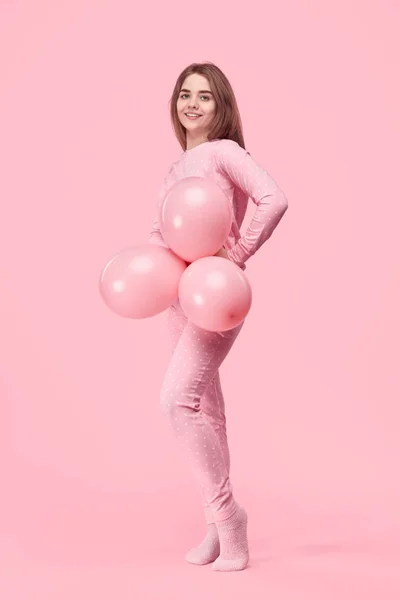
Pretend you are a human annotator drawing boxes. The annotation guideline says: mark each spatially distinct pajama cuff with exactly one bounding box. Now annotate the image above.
[203,505,215,525]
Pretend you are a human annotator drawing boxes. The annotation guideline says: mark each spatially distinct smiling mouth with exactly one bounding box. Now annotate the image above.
[185,113,202,119]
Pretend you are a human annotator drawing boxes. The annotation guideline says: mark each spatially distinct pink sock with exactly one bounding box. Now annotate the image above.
[212,505,249,571]
[185,523,220,565]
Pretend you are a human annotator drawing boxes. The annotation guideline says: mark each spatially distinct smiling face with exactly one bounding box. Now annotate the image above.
[176,73,217,148]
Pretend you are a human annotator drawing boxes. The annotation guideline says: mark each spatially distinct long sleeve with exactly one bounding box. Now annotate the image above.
[148,175,170,248]
[213,139,288,265]
[148,212,168,248]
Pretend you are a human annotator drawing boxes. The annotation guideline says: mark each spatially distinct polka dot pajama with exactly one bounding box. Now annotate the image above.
[149,137,289,269]
[160,298,244,524]
[148,136,288,530]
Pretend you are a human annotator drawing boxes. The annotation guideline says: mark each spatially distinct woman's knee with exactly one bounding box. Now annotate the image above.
[159,385,180,419]
[159,385,197,420]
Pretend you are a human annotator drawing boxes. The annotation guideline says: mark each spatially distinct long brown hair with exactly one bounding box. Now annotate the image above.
[169,62,246,152]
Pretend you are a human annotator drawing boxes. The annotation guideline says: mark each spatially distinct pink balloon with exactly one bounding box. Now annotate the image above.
[99,244,187,318]
[160,177,233,263]
[178,256,252,332]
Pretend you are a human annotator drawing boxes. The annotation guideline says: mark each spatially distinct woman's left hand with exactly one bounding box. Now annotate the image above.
[214,247,229,259]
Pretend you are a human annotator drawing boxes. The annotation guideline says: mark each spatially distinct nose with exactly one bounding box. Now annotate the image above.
[188,98,199,110]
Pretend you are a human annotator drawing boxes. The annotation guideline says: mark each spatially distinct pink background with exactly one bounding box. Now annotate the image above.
[1,0,399,597]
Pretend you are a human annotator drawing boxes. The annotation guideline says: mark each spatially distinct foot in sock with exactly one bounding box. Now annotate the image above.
[185,523,220,565]
[212,505,249,571]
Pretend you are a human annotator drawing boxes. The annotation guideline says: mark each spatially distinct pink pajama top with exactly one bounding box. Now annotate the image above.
[148,138,288,270]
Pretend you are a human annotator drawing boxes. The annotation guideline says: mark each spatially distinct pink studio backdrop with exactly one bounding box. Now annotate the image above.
[1,1,399,598]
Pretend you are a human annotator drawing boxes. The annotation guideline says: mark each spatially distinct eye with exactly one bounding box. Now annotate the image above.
[179,94,211,101]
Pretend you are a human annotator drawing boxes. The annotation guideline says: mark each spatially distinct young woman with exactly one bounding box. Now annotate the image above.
[149,62,288,571]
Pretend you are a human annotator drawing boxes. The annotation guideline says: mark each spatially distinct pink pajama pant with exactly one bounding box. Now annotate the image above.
[160,298,244,524]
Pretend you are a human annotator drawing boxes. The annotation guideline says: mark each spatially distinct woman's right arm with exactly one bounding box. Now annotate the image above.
[148,174,170,248]
[148,213,167,247]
